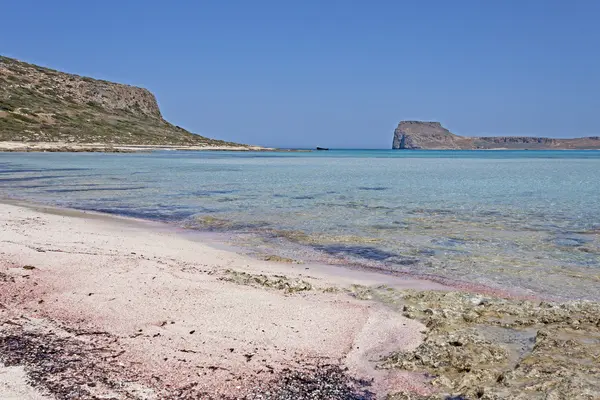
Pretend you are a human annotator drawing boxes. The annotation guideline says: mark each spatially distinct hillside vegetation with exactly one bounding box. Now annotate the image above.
[0,56,243,147]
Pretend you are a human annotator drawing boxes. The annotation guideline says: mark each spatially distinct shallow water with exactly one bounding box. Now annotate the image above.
[1,150,599,300]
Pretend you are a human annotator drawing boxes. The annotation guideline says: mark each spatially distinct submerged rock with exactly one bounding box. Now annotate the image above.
[261,254,302,264]
[376,289,600,399]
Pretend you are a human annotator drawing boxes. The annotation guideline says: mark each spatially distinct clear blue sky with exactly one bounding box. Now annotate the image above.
[2,1,599,148]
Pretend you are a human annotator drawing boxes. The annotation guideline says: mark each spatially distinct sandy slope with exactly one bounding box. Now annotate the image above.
[0,201,446,399]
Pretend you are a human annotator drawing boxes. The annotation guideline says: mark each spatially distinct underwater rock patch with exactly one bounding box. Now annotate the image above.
[191,189,239,196]
[375,289,600,399]
[552,236,590,247]
[430,238,467,248]
[314,245,399,261]
[358,186,388,191]
[188,215,270,231]
[260,254,303,264]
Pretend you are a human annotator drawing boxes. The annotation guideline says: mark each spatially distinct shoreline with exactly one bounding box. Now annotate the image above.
[0,199,441,399]
[2,197,536,302]
[1,197,455,294]
[5,142,600,153]
[1,199,599,399]
[0,141,312,153]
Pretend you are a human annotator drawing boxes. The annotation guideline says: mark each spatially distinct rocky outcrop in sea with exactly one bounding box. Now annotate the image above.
[392,121,600,150]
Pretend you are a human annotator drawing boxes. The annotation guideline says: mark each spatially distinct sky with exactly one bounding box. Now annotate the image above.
[2,1,600,148]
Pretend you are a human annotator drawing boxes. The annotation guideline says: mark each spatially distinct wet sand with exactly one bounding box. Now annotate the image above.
[0,201,443,399]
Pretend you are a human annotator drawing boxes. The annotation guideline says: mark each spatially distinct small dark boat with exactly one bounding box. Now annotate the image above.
[316,147,329,151]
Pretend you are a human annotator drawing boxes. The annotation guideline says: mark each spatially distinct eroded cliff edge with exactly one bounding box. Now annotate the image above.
[0,56,249,148]
[392,121,600,150]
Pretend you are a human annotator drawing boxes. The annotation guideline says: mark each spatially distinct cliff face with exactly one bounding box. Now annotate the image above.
[393,121,465,149]
[392,121,600,150]
[0,56,243,146]
[0,57,162,119]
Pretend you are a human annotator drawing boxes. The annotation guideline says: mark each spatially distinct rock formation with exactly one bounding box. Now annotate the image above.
[392,121,600,150]
[0,55,246,147]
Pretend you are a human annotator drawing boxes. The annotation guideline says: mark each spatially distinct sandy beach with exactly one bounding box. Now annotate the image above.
[0,200,449,399]
[1,202,599,399]
[0,142,273,153]
[2,199,599,399]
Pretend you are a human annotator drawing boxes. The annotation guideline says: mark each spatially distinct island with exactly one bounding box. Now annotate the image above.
[0,56,268,152]
[392,121,600,150]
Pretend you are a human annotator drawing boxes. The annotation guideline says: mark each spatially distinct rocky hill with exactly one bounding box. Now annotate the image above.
[0,56,246,148]
[392,121,600,150]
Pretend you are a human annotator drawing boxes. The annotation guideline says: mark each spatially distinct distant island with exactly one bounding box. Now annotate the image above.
[392,121,600,150]
[0,56,267,152]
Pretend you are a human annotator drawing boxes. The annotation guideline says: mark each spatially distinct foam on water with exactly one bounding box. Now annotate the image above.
[1,150,599,300]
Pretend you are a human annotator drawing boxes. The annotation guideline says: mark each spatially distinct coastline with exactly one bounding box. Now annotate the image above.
[0,141,294,153]
[0,200,441,399]
[0,198,544,302]
[1,199,599,399]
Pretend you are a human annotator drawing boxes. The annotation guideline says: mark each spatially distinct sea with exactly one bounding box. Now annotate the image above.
[1,149,599,301]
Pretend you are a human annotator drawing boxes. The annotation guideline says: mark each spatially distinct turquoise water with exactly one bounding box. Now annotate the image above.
[1,150,599,300]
